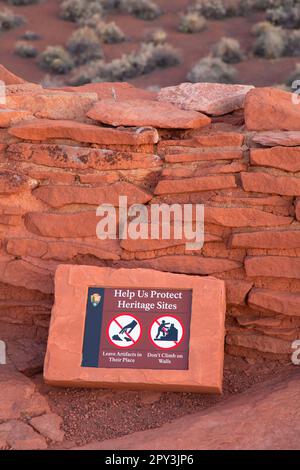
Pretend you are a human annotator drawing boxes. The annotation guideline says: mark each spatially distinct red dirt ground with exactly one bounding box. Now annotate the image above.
[30,355,292,448]
[0,0,297,88]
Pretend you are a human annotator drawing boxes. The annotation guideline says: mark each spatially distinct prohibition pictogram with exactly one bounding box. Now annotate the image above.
[107,314,141,348]
[149,315,184,350]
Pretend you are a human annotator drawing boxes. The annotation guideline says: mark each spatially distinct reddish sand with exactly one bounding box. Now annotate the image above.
[0,0,297,88]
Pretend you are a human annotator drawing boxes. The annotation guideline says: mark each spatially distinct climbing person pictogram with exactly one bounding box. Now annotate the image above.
[107,314,141,348]
[149,315,184,350]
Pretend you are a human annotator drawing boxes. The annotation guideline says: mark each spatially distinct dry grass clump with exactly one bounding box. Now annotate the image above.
[38,46,74,74]
[66,26,103,64]
[178,12,207,33]
[212,37,244,63]
[0,7,24,31]
[187,56,237,83]
[15,40,38,58]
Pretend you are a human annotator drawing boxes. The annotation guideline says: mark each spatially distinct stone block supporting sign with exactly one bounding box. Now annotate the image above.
[44,266,226,393]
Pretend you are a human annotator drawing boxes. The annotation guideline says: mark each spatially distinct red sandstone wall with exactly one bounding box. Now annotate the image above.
[0,74,300,366]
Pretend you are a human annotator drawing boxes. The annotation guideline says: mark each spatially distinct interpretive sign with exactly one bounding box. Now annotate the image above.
[44,266,226,393]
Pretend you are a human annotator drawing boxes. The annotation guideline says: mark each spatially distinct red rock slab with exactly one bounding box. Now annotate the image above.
[7,143,162,171]
[0,420,47,450]
[225,279,253,306]
[8,119,159,145]
[165,149,243,163]
[0,108,32,128]
[242,171,300,196]
[74,370,300,450]
[248,288,300,316]
[87,99,211,129]
[245,256,300,279]
[0,65,25,85]
[226,331,292,355]
[230,229,300,249]
[33,182,152,208]
[245,88,300,131]
[6,92,98,121]
[205,206,292,228]
[125,256,242,275]
[250,147,300,172]
[121,232,221,252]
[252,131,300,147]
[158,132,244,150]
[158,83,254,116]
[0,259,53,294]
[154,175,236,195]
[44,265,226,393]
[25,211,100,238]
[59,82,157,101]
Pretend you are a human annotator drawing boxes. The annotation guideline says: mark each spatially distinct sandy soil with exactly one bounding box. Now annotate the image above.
[0,0,297,88]
[30,355,291,448]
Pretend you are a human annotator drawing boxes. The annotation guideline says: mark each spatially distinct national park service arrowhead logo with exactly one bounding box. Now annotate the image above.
[91,293,101,307]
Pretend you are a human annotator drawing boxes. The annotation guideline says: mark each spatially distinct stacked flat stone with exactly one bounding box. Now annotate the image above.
[0,64,300,365]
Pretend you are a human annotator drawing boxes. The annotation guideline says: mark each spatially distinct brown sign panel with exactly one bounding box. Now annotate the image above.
[44,266,226,393]
[82,287,192,370]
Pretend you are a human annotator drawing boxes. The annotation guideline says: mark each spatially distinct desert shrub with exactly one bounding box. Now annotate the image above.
[96,21,125,43]
[253,24,286,58]
[66,26,102,64]
[191,0,227,19]
[38,46,74,74]
[15,40,38,58]
[0,8,24,31]
[266,3,300,29]
[69,42,180,85]
[119,0,162,21]
[60,0,103,22]
[21,30,41,40]
[187,56,237,83]
[212,37,244,63]
[146,28,167,45]
[251,21,275,36]
[178,12,207,33]
[285,29,300,56]
[7,0,40,5]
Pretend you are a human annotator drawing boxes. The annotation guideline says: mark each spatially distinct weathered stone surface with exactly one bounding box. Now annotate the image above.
[33,182,152,207]
[226,280,253,306]
[230,229,300,249]
[75,371,300,450]
[130,256,241,275]
[0,259,53,294]
[7,338,46,376]
[241,171,300,196]
[165,149,243,163]
[6,92,98,121]
[0,65,25,85]
[158,83,254,116]
[30,413,64,443]
[0,108,32,128]
[0,170,37,194]
[245,256,300,279]
[0,420,47,450]
[44,265,226,393]
[252,131,300,147]
[205,207,292,228]
[250,147,300,172]
[25,211,99,238]
[87,99,211,129]
[226,332,291,355]
[0,366,49,421]
[121,233,221,252]
[162,161,246,179]
[44,240,120,261]
[248,288,300,316]
[7,143,162,170]
[154,175,236,195]
[9,119,159,145]
[245,88,300,131]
